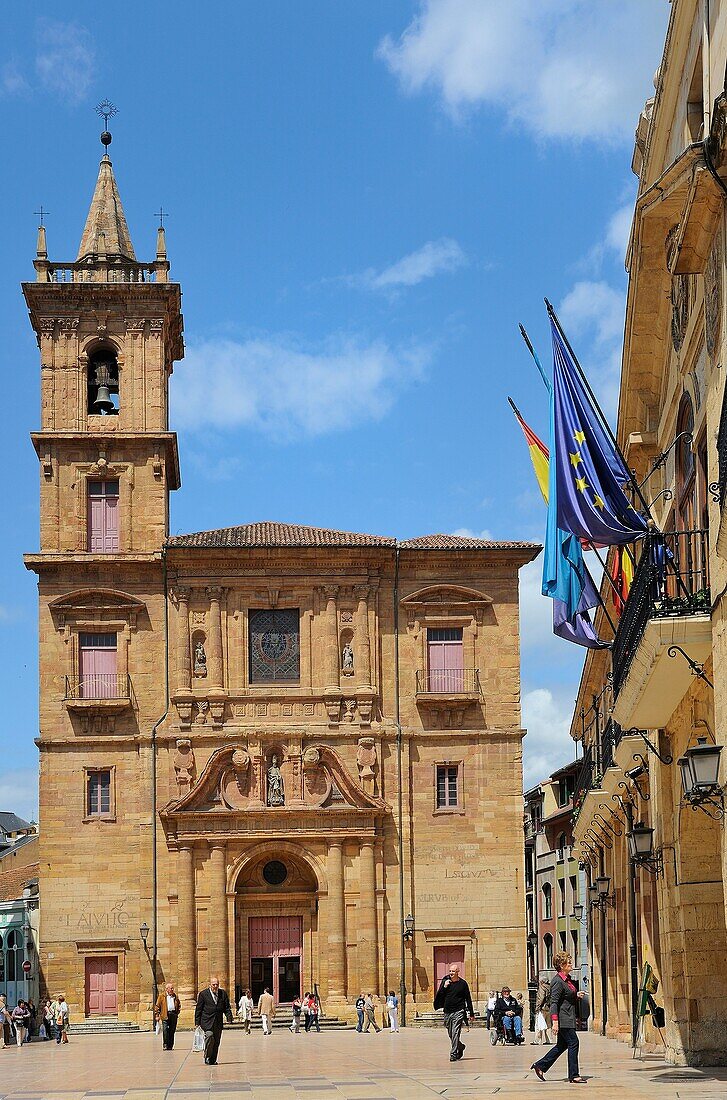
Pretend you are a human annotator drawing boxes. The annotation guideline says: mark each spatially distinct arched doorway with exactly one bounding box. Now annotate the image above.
[233,848,320,1005]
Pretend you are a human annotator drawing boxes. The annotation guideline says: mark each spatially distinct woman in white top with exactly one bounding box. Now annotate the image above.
[237,989,254,1034]
[386,991,399,1032]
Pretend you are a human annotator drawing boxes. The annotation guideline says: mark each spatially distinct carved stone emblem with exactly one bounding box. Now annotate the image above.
[173,739,195,794]
[343,699,356,722]
[705,232,723,360]
[195,700,209,725]
[356,736,377,781]
[302,746,320,768]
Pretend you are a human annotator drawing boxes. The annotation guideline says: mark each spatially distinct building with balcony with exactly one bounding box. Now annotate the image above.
[524,761,588,1030]
[570,0,727,1066]
[24,131,539,1024]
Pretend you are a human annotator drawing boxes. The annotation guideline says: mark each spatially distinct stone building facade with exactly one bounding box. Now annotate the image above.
[24,142,538,1023]
[570,0,727,1066]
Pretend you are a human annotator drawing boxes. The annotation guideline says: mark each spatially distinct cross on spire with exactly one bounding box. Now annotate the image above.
[34,206,48,226]
[154,207,169,228]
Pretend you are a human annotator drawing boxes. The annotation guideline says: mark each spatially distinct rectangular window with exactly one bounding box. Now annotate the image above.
[87,769,112,818]
[249,609,300,683]
[427,627,463,692]
[558,879,566,916]
[87,479,119,553]
[79,632,118,698]
[436,764,460,809]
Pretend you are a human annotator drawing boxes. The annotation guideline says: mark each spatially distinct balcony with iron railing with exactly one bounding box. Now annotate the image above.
[715,382,727,556]
[64,674,132,712]
[415,668,481,695]
[611,528,711,729]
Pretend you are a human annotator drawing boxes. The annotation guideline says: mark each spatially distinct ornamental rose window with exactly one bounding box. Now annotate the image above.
[249,609,300,683]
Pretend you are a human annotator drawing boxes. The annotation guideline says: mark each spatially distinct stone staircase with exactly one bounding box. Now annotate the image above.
[69,1017,141,1035]
[412,1012,488,1028]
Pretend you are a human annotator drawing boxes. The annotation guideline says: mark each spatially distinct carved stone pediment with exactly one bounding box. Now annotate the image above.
[161,742,388,820]
[401,584,492,609]
[49,588,146,630]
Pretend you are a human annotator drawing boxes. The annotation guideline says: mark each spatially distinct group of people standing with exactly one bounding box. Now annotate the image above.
[0,994,70,1047]
[354,991,399,1033]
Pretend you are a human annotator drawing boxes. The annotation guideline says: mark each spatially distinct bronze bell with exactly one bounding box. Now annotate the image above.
[93,383,115,414]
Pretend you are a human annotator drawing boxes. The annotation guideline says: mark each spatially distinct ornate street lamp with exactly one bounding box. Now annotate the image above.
[140,921,150,947]
[627,822,663,877]
[589,876,614,911]
[403,914,414,941]
[572,903,584,922]
[679,738,725,819]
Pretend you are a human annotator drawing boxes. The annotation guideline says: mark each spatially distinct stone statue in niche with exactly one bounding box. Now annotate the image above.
[341,643,354,675]
[266,754,285,806]
[356,736,377,782]
[193,640,207,677]
[173,738,195,794]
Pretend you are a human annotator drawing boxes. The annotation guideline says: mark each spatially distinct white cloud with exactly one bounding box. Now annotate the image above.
[378,0,666,144]
[1,60,29,96]
[522,687,576,789]
[0,768,38,824]
[172,333,431,438]
[34,19,94,104]
[604,203,633,262]
[519,557,552,654]
[451,526,494,540]
[558,280,625,419]
[351,238,466,291]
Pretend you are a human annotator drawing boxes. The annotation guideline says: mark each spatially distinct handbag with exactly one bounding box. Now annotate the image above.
[155,1020,161,1035]
[535,1011,548,1032]
[193,1025,205,1052]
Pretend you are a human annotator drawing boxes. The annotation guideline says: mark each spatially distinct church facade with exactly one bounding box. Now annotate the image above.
[24,140,538,1023]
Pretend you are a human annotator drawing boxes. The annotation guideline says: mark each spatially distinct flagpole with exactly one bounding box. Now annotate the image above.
[519,324,551,391]
[544,299,657,526]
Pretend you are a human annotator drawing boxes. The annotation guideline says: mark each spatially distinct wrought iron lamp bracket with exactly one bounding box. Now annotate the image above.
[709,480,722,504]
[638,431,693,490]
[631,849,664,878]
[595,809,623,837]
[626,727,673,766]
[667,644,714,689]
[682,786,726,822]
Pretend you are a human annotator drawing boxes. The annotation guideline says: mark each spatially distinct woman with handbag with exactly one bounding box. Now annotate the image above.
[532,978,552,1045]
[531,952,586,1084]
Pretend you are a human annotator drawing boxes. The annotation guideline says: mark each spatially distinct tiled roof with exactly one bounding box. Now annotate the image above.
[167,523,541,553]
[0,861,39,903]
[167,522,396,549]
[398,534,542,551]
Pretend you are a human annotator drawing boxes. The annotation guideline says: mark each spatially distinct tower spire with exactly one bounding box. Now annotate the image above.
[76,102,136,262]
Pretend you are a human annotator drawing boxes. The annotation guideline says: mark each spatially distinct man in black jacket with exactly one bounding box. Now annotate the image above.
[433,963,475,1061]
[195,976,233,1065]
[494,986,523,1044]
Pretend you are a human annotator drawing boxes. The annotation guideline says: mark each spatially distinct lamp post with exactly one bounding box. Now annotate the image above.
[401,915,414,1026]
[678,739,724,818]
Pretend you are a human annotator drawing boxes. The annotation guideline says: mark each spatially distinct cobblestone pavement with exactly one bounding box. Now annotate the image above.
[1,1029,726,1100]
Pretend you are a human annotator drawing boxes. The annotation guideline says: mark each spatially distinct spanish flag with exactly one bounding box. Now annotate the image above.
[509,398,549,504]
[610,545,634,616]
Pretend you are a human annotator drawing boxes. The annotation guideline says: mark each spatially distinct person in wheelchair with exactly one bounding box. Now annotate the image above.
[494,986,524,1044]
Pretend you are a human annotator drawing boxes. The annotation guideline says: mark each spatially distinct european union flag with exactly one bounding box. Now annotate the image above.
[550,318,647,545]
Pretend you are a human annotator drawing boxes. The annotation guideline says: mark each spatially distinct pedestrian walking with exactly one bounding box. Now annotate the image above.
[485,990,497,1029]
[237,989,254,1034]
[0,995,10,1049]
[194,976,233,1066]
[155,982,181,1051]
[386,991,400,1032]
[257,987,275,1035]
[11,1001,30,1046]
[51,995,70,1044]
[362,993,380,1033]
[433,963,474,1062]
[26,999,37,1042]
[290,995,302,1033]
[40,999,53,1041]
[307,992,320,1032]
[355,993,365,1032]
[532,978,552,1045]
[531,951,586,1084]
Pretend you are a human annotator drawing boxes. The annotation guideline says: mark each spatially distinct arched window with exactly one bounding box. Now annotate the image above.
[6,928,22,981]
[87,346,120,416]
[543,933,553,969]
[542,882,552,920]
[676,394,696,531]
[0,931,4,983]
[557,832,567,859]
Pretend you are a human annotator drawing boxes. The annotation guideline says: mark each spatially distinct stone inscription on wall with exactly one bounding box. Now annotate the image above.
[52,898,131,938]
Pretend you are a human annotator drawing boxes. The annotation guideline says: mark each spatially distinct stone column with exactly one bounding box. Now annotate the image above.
[206,587,223,690]
[323,586,340,691]
[175,587,191,694]
[327,841,346,998]
[209,844,229,988]
[354,586,372,689]
[358,839,378,993]
[177,845,196,1004]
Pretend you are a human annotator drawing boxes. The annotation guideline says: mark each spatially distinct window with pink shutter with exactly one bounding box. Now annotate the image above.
[427,627,464,692]
[79,633,118,698]
[87,480,119,552]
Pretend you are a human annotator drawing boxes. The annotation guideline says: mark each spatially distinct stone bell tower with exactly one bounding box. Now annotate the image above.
[24,123,184,1022]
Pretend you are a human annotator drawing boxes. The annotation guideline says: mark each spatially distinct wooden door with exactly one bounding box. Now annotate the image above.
[249,916,303,1004]
[434,945,465,987]
[427,628,464,692]
[85,956,118,1016]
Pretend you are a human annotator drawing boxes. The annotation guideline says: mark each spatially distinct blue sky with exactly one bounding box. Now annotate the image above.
[0,2,669,819]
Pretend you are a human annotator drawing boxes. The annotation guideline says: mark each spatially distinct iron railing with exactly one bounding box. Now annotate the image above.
[65,674,131,701]
[716,381,727,507]
[573,745,595,814]
[415,668,481,694]
[612,529,710,695]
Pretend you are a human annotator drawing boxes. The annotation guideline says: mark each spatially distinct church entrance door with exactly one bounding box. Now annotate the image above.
[249,916,302,1004]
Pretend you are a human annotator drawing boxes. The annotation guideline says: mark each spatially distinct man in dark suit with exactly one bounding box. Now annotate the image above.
[195,976,233,1065]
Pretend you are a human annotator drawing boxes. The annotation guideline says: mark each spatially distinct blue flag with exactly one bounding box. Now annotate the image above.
[550,318,648,545]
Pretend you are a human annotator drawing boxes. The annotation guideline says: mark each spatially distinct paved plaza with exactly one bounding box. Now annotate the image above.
[1,1028,727,1100]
